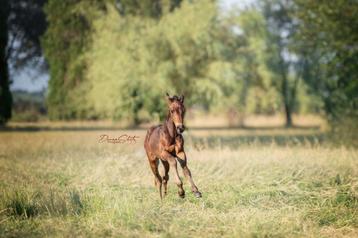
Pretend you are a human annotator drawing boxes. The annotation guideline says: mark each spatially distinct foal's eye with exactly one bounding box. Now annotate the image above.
[170,110,174,114]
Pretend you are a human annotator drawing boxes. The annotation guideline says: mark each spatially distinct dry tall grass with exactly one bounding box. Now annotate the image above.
[0,127,357,237]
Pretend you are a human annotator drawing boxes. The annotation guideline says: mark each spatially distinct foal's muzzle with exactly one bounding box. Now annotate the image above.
[176,124,185,134]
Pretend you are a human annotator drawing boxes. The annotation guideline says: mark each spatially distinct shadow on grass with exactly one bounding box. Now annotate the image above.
[189,133,325,148]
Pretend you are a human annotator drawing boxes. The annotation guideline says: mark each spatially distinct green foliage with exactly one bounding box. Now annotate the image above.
[11,90,46,122]
[118,0,182,18]
[42,0,107,120]
[41,0,355,130]
[220,5,319,119]
[228,8,282,115]
[260,0,303,126]
[82,1,222,123]
[294,0,358,143]
[82,1,304,124]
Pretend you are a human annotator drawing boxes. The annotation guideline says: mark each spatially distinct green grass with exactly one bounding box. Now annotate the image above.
[0,129,357,237]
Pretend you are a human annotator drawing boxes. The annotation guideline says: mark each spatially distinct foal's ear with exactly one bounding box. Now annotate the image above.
[166,92,174,103]
[179,95,184,103]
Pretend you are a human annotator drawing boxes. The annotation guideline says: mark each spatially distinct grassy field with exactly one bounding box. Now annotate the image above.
[0,126,357,237]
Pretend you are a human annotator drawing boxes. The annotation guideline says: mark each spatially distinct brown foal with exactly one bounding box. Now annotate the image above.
[144,93,202,199]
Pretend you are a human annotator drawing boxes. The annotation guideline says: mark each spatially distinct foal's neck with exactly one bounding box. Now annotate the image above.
[165,113,177,139]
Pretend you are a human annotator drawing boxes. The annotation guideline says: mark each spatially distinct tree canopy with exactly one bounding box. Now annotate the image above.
[1,0,356,141]
[0,0,47,125]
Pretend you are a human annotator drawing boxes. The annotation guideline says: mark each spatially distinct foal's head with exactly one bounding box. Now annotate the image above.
[166,93,185,134]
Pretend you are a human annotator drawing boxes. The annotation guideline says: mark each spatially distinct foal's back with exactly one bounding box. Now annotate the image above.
[144,125,163,158]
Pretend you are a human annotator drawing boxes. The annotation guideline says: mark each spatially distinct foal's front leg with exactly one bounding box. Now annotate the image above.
[176,151,202,198]
[175,135,202,198]
[161,151,185,198]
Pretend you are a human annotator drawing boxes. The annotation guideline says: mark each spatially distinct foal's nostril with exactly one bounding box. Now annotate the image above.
[177,125,185,133]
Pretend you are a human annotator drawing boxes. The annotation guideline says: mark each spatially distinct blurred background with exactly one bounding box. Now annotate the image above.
[0,0,357,144]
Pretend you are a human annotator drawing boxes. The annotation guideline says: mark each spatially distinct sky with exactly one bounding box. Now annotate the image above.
[10,66,48,92]
[220,0,253,11]
[10,0,253,92]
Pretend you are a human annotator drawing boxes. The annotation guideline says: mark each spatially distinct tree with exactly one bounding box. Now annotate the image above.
[42,0,107,120]
[294,0,358,117]
[294,0,358,143]
[261,0,302,127]
[83,1,219,124]
[7,0,47,69]
[43,0,182,121]
[0,0,12,125]
[225,8,282,122]
[0,0,47,125]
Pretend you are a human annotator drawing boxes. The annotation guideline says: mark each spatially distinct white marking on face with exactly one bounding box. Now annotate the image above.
[175,123,183,128]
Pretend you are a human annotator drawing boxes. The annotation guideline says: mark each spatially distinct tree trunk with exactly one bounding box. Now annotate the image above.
[0,0,12,125]
[283,98,293,128]
[280,67,293,128]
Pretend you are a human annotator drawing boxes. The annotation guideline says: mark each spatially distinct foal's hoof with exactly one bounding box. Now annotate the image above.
[178,191,185,198]
[194,191,202,198]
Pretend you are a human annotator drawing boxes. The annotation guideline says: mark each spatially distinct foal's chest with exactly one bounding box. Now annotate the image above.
[161,134,184,154]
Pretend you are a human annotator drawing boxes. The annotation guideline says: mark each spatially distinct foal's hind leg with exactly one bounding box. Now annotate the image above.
[161,160,170,196]
[148,158,163,199]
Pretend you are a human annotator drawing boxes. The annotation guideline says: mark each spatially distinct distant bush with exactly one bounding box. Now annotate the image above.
[12,111,40,122]
[329,117,358,147]
[11,90,46,122]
